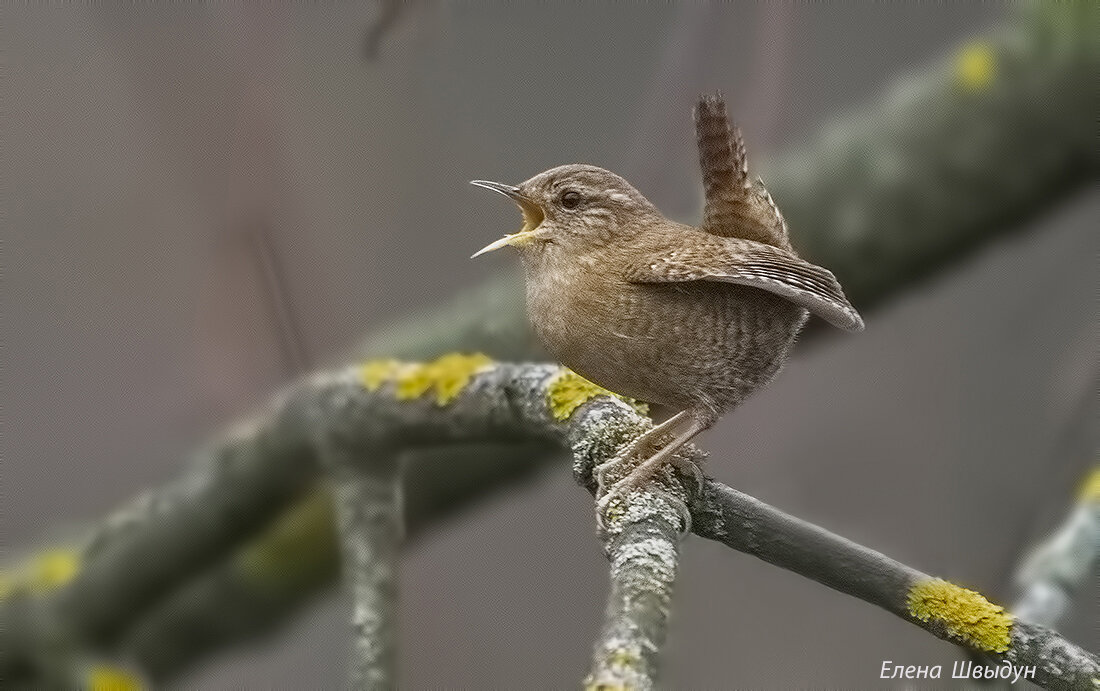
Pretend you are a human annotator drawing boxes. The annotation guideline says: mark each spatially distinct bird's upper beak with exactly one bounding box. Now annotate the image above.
[470,180,545,258]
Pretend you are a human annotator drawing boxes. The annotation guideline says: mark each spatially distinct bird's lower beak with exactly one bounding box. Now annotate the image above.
[470,180,545,258]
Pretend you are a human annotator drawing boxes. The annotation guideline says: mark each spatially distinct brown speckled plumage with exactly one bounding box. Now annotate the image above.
[472,93,862,497]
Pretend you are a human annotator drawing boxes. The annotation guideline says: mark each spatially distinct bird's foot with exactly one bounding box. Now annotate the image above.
[592,411,708,535]
[594,446,703,536]
[596,453,703,500]
[592,417,677,500]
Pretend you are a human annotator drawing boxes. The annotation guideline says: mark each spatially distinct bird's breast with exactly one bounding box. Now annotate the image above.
[525,263,805,412]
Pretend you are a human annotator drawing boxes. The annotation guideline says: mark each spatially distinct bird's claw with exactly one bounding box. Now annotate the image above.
[594,457,699,536]
[595,453,704,502]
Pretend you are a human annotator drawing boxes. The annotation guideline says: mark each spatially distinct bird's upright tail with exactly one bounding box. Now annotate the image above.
[694,93,790,249]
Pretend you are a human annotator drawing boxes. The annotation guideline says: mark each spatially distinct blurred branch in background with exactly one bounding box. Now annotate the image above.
[1012,468,1100,630]
[765,3,1096,308]
[3,2,1096,686]
[362,0,406,61]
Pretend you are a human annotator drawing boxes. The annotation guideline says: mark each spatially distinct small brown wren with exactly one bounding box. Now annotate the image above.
[471,94,862,503]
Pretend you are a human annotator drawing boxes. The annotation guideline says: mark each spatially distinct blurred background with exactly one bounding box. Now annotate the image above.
[5,3,1096,688]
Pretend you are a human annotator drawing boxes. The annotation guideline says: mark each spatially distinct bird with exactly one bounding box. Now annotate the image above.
[470,93,862,508]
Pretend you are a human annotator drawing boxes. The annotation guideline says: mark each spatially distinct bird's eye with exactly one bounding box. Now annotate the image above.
[560,190,581,209]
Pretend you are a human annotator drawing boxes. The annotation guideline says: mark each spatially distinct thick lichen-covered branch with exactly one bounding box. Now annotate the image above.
[585,494,686,691]
[569,408,696,691]
[118,488,340,682]
[6,357,677,686]
[115,440,555,683]
[765,2,1097,306]
[46,397,320,647]
[10,358,1097,689]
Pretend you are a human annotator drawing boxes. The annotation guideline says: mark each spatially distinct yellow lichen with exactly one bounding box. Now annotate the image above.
[606,649,640,670]
[360,353,493,405]
[585,651,639,691]
[427,353,494,404]
[954,41,995,90]
[392,362,434,400]
[547,370,649,421]
[28,549,80,591]
[1079,466,1100,504]
[87,664,143,691]
[393,353,493,405]
[359,359,402,391]
[907,578,1013,653]
[1,549,81,598]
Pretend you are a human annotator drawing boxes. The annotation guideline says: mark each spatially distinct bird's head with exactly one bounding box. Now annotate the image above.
[470,164,659,261]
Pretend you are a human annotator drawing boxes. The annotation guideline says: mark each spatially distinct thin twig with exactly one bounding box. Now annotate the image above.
[362,0,404,61]
[249,219,311,375]
[692,482,1099,689]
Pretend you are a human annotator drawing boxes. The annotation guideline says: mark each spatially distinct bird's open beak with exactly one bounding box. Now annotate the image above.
[470,180,545,258]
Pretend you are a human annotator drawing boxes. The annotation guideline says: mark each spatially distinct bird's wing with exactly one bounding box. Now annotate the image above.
[694,93,790,249]
[625,235,864,331]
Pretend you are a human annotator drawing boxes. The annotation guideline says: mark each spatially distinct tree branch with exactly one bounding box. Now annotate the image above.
[6,4,1095,682]
[1012,467,1100,629]
[118,488,340,681]
[48,396,319,647]
[326,453,401,689]
[585,492,685,690]
[10,360,1096,689]
[691,482,1098,689]
[569,406,697,690]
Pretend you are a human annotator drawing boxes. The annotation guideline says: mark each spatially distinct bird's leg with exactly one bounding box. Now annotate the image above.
[594,410,689,494]
[596,412,712,523]
[610,417,708,493]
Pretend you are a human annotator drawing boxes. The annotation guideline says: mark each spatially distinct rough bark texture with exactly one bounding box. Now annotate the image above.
[330,467,401,690]
[8,362,1095,689]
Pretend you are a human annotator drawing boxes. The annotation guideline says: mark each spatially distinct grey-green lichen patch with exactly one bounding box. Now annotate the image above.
[602,488,691,539]
[588,520,681,690]
[611,536,677,593]
[567,401,651,489]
